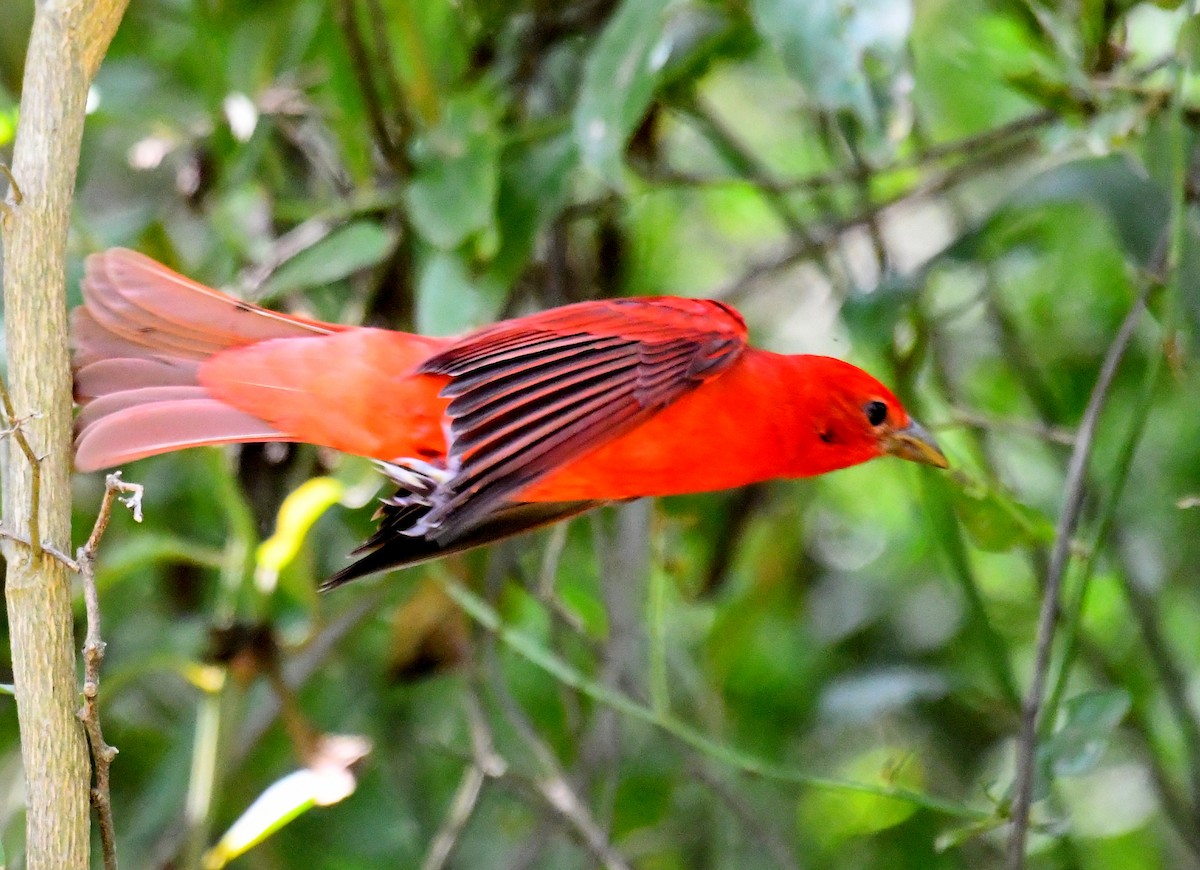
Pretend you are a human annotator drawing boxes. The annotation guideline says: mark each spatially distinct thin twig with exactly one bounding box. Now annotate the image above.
[236,217,333,296]
[146,590,382,868]
[0,377,44,559]
[476,681,631,870]
[334,0,409,174]
[0,160,23,214]
[672,96,820,245]
[1005,286,1150,867]
[0,525,76,569]
[689,762,804,870]
[472,584,632,870]
[232,590,386,765]
[72,471,144,870]
[443,576,990,821]
[419,694,506,870]
[646,110,1057,194]
[715,137,1039,303]
[939,409,1076,446]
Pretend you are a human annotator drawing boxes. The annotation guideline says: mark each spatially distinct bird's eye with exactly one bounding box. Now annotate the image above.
[865,401,888,427]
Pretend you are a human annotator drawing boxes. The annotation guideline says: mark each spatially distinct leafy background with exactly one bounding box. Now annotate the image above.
[2,0,1200,867]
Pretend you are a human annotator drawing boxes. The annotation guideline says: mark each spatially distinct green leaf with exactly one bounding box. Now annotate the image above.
[262,221,397,296]
[1179,9,1200,70]
[1042,689,1131,779]
[255,477,346,590]
[415,250,504,336]
[203,737,369,868]
[406,90,501,249]
[573,0,673,185]
[799,746,925,847]
[652,3,742,85]
[1011,689,1132,805]
[752,0,912,135]
[490,132,577,286]
[946,471,1056,553]
[1009,155,1169,267]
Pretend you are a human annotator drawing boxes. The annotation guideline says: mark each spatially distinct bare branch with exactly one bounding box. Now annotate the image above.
[530,772,631,870]
[473,587,632,870]
[1005,285,1150,867]
[939,410,1077,446]
[645,110,1057,194]
[714,138,1038,303]
[0,524,77,571]
[75,472,143,870]
[419,694,506,870]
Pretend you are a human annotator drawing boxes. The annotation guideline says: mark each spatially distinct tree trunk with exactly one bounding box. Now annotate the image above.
[1,2,127,867]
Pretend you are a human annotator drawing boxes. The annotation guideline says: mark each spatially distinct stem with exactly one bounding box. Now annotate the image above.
[1005,285,1150,867]
[648,542,670,715]
[1007,2,1198,858]
[442,576,990,822]
[76,472,144,870]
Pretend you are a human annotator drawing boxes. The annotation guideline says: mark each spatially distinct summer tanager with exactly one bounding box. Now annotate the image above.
[73,249,947,588]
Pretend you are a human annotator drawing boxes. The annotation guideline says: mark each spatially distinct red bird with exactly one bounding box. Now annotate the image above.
[72,249,947,588]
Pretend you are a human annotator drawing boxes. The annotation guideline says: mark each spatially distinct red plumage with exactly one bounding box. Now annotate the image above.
[73,249,946,586]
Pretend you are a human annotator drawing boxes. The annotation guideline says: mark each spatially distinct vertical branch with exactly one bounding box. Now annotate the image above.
[76,472,144,870]
[0,2,129,868]
[1004,286,1149,867]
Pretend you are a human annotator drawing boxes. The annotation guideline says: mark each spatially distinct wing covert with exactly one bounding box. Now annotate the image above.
[411,297,747,541]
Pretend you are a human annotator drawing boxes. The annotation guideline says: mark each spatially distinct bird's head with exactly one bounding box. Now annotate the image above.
[794,356,948,476]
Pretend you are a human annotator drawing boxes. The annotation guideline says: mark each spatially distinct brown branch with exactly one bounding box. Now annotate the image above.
[236,217,334,297]
[230,590,385,766]
[1,2,129,868]
[334,0,410,175]
[1005,285,1151,867]
[715,135,1040,303]
[74,472,143,870]
[645,109,1057,193]
[0,524,75,569]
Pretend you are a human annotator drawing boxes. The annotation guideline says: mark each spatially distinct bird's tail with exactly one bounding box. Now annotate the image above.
[73,248,338,471]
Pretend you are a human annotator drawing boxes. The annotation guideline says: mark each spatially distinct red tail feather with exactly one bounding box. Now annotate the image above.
[72,249,333,471]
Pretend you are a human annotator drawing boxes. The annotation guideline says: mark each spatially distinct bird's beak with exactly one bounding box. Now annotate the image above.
[884,419,949,469]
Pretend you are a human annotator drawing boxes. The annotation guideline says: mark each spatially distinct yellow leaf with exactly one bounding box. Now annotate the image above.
[255,477,346,590]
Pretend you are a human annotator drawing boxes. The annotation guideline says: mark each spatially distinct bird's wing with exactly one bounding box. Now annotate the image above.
[409,296,748,542]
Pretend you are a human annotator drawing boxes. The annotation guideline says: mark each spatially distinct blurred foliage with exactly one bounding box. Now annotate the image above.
[2,0,1200,867]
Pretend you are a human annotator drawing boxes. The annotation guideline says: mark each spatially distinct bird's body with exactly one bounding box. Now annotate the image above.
[73,249,946,587]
